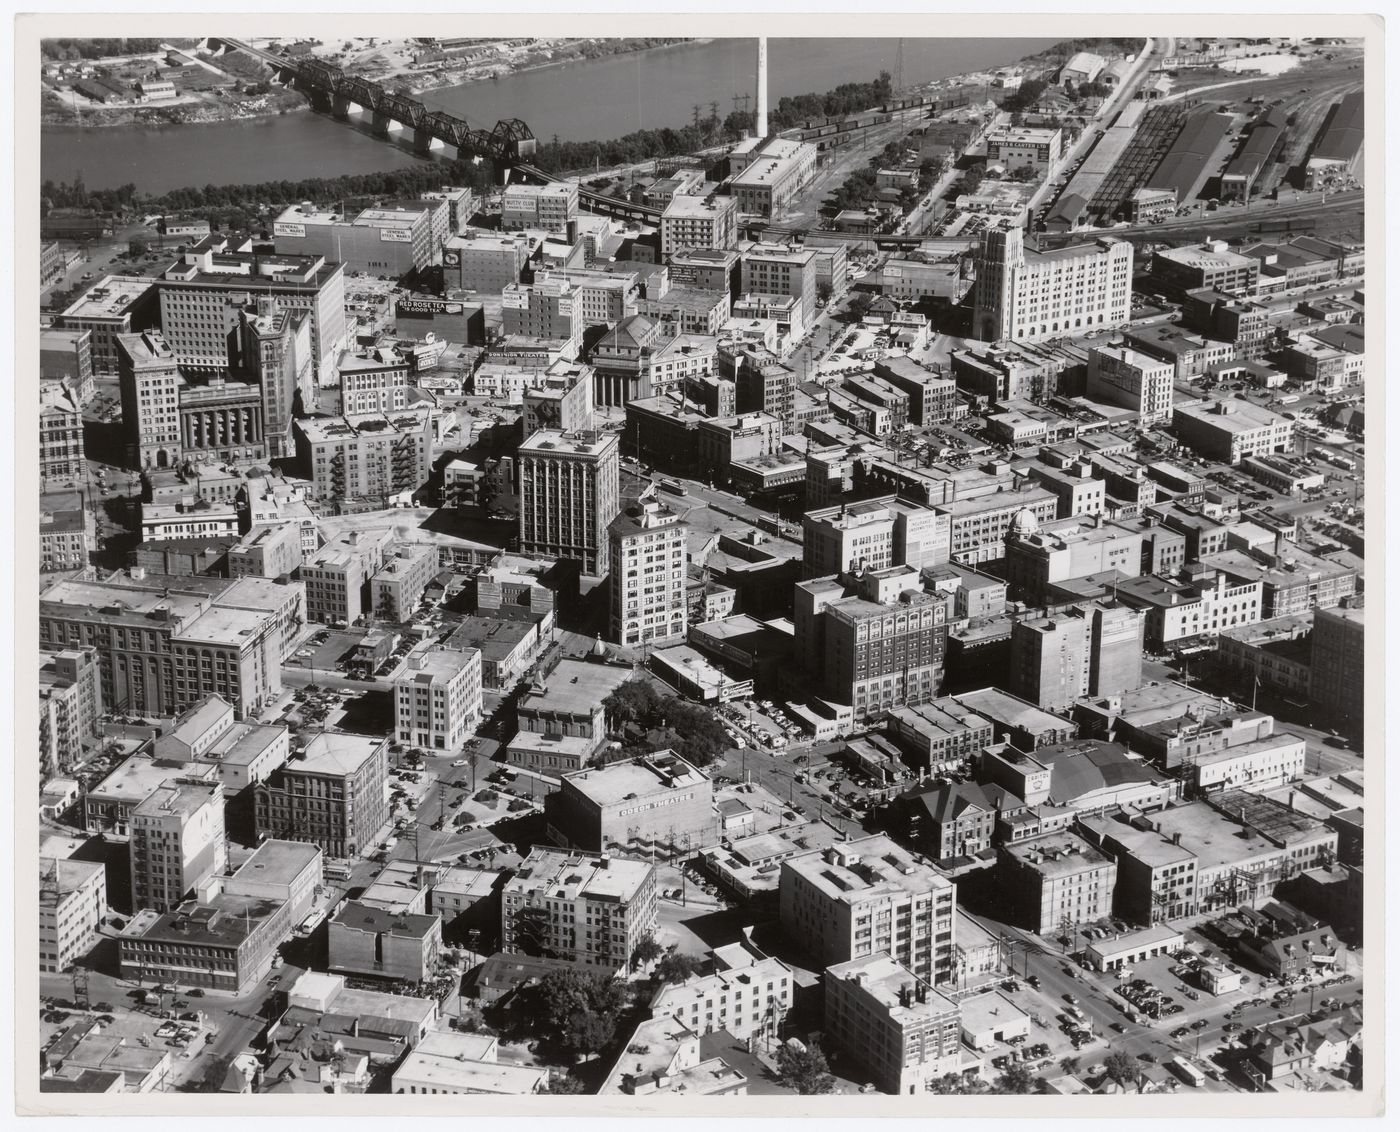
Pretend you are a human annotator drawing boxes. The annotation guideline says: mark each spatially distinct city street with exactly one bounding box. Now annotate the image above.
[959,908,1363,1092]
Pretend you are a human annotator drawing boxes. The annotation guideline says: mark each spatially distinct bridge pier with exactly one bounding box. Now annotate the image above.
[372,111,396,136]
[307,88,334,114]
[413,129,442,155]
[332,95,351,120]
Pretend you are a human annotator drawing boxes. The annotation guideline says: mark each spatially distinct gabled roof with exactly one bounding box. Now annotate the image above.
[903,780,994,825]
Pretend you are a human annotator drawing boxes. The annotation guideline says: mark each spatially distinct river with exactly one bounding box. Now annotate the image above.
[41,36,1058,194]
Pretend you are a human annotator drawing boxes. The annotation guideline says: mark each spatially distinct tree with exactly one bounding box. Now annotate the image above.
[542,1072,588,1095]
[774,1043,836,1095]
[653,947,704,986]
[1102,1050,1139,1092]
[1059,1056,1081,1077]
[532,969,632,1060]
[629,931,664,972]
[992,1061,1036,1094]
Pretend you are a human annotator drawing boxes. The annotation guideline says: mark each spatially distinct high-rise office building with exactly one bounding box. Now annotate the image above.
[607,498,689,647]
[116,329,183,470]
[518,429,621,576]
[973,228,1132,344]
[793,565,948,722]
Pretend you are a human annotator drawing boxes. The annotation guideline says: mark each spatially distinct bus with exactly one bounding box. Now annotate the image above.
[1169,1056,1207,1088]
[658,479,689,496]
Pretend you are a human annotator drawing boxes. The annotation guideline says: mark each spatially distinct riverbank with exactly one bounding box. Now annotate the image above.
[39,36,705,130]
[42,36,1061,193]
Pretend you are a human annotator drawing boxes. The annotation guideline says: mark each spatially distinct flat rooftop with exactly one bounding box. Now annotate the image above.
[89,755,196,803]
[393,645,478,687]
[1005,831,1115,877]
[827,953,959,1022]
[952,688,1072,737]
[783,833,952,905]
[122,894,285,947]
[294,732,384,778]
[561,753,708,806]
[232,839,321,886]
[519,659,631,716]
[518,428,618,458]
[507,848,654,904]
[1175,397,1292,433]
[60,277,154,319]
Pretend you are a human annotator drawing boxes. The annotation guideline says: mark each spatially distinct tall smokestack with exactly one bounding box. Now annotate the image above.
[756,37,769,139]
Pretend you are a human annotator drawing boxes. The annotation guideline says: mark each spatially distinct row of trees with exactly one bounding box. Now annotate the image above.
[41,38,173,61]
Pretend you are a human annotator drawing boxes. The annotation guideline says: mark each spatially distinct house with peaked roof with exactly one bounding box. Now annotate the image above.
[892,781,998,860]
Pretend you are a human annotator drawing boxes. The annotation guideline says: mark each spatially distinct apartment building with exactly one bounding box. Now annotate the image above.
[973,227,1132,344]
[824,955,962,1095]
[299,529,394,626]
[254,732,390,858]
[650,943,792,1043]
[371,543,439,622]
[500,848,659,972]
[517,429,621,577]
[392,644,484,753]
[40,857,107,974]
[661,194,738,259]
[294,405,435,504]
[998,831,1118,934]
[1086,343,1174,424]
[607,498,689,648]
[39,647,103,775]
[779,834,957,986]
[129,777,228,914]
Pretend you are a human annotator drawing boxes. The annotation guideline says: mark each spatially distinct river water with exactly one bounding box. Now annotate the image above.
[41,36,1056,194]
